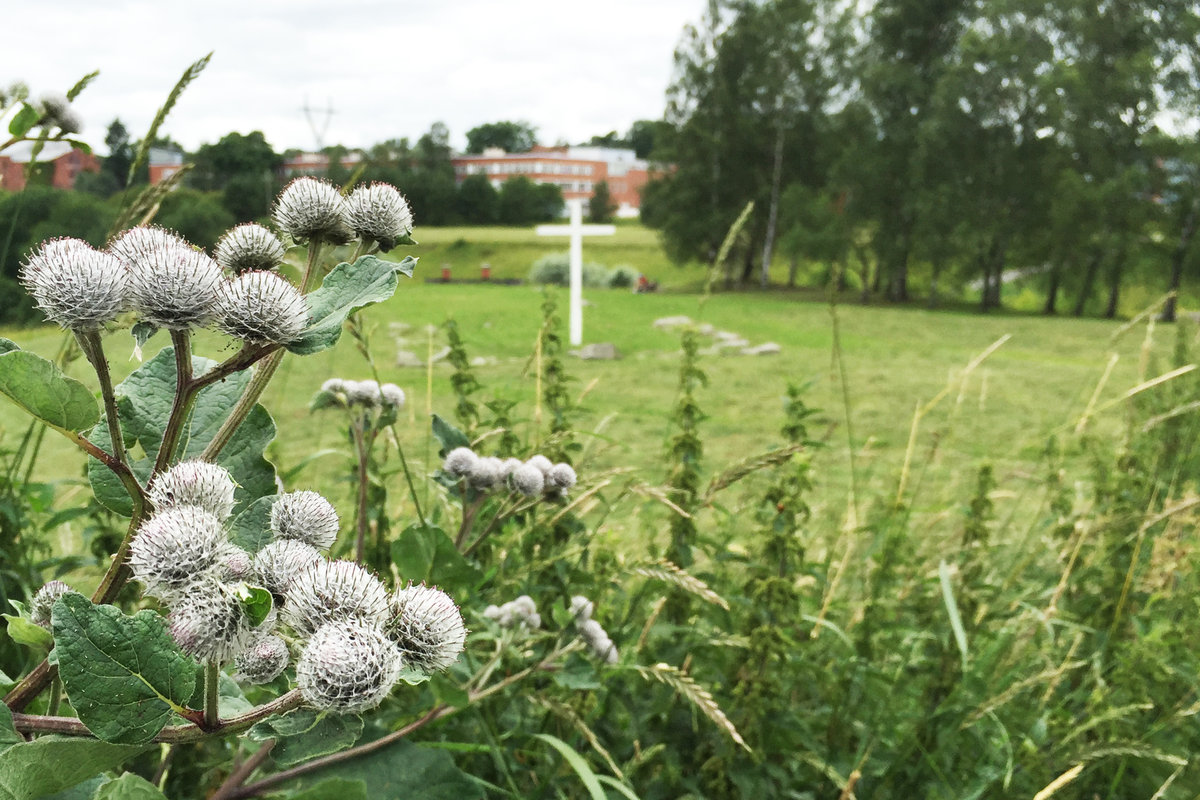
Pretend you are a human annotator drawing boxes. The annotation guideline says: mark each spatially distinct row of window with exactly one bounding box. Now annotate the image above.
[456,161,596,177]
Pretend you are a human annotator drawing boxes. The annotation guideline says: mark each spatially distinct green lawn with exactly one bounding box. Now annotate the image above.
[1,268,1175,562]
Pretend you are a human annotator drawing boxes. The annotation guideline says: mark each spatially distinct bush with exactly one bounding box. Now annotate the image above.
[528,253,611,287]
[608,264,639,288]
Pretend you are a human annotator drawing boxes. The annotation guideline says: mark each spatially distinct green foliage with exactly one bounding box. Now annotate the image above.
[527,253,613,288]
[154,188,235,249]
[248,709,363,767]
[87,348,277,516]
[497,177,562,225]
[0,349,99,434]
[465,120,537,155]
[587,181,615,224]
[442,319,481,433]
[663,328,706,570]
[537,292,574,459]
[91,773,167,800]
[288,255,417,356]
[282,740,482,799]
[51,594,199,744]
[0,736,147,800]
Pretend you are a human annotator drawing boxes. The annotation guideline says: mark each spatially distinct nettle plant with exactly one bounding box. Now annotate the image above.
[0,178,478,785]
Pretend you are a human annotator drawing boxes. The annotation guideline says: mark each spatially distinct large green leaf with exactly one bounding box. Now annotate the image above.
[248,709,363,767]
[286,255,416,356]
[430,415,469,456]
[3,600,53,651]
[0,350,99,433]
[283,740,481,800]
[52,594,199,744]
[286,779,368,800]
[228,494,277,553]
[0,705,21,755]
[88,347,277,516]
[91,774,167,800]
[391,524,481,594]
[0,736,147,800]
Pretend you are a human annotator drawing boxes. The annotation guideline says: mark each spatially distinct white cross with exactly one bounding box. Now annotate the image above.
[535,199,615,345]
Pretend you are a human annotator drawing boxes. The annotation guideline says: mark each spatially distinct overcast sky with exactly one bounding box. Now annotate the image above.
[3,0,702,155]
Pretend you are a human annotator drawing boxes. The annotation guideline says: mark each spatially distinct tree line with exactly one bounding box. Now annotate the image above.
[641,0,1200,318]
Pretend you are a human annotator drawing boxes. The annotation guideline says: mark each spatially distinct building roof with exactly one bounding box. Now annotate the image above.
[1,140,78,163]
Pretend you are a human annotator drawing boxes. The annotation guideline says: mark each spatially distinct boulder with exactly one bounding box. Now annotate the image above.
[570,342,620,360]
[653,315,693,329]
[742,342,782,356]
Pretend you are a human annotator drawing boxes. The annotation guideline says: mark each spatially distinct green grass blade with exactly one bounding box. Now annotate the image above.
[939,559,969,670]
[126,52,210,187]
[532,733,606,800]
[597,775,642,800]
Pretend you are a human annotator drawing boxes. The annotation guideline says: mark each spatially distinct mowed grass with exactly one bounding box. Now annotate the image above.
[405,223,685,284]
[0,263,1177,562]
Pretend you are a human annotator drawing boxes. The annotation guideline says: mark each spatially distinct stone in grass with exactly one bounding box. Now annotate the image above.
[742,342,782,356]
[570,343,620,360]
[396,350,423,368]
[652,315,692,329]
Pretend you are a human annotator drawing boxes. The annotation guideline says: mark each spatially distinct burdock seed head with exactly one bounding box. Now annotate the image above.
[525,454,553,476]
[442,447,477,478]
[569,595,594,621]
[296,618,403,713]
[125,237,224,329]
[148,460,237,520]
[509,463,545,497]
[215,543,256,582]
[234,633,290,684]
[168,579,256,664]
[129,506,226,599]
[384,584,467,674]
[108,226,187,268]
[253,539,322,596]
[270,490,339,550]
[283,559,390,637]
[20,238,128,330]
[546,463,577,493]
[214,223,286,273]
[380,383,406,409]
[345,183,413,252]
[467,457,504,490]
[36,92,81,134]
[215,270,309,345]
[345,379,381,407]
[29,580,74,628]
[273,177,353,245]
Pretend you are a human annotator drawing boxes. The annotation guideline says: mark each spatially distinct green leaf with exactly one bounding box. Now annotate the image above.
[248,709,363,768]
[939,559,969,671]
[285,779,368,800]
[430,415,470,456]
[286,256,416,356]
[283,740,481,800]
[0,339,18,355]
[7,103,39,137]
[235,584,274,627]
[0,350,99,433]
[531,734,606,800]
[552,654,601,691]
[88,348,277,516]
[216,673,253,717]
[130,323,158,361]
[596,775,643,800]
[3,600,53,651]
[43,776,107,800]
[66,70,100,102]
[391,524,481,593]
[0,705,21,755]
[52,594,199,744]
[0,736,147,800]
[228,495,277,553]
[91,773,167,800]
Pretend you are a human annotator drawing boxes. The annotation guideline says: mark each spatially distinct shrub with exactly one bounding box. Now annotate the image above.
[528,252,611,287]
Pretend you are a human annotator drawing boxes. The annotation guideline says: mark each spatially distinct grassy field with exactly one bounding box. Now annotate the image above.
[1,263,1177,564]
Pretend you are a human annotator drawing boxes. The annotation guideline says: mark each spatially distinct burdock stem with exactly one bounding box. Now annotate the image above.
[206,662,220,728]
[75,329,128,468]
[202,242,324,462]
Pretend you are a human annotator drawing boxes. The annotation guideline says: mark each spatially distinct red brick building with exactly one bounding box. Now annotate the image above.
[0,141,99,191]
[451,145,651,217]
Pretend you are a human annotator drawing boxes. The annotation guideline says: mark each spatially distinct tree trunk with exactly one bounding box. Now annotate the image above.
[886,228,912,302]
[759,123,785,290]
[1072,252,1102,317]
[787,256,799,288]
[1043,263,1062,315]
[855,245,871,304]
[1103,244,1127,320]
[1163,204,1198,323]
[928,258,942,309]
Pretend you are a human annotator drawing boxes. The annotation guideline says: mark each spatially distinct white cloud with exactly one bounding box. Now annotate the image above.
[2,0,700,154]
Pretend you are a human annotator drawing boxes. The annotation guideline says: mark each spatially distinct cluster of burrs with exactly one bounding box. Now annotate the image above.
[124,460,467,713]
[315,378,406,411]
[442,447,577,498]
[571,595,618,664]
[483,595,541,629]
[18,176,412,343]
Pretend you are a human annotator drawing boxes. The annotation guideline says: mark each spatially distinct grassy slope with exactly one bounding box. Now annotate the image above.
[1,266,1169,565]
